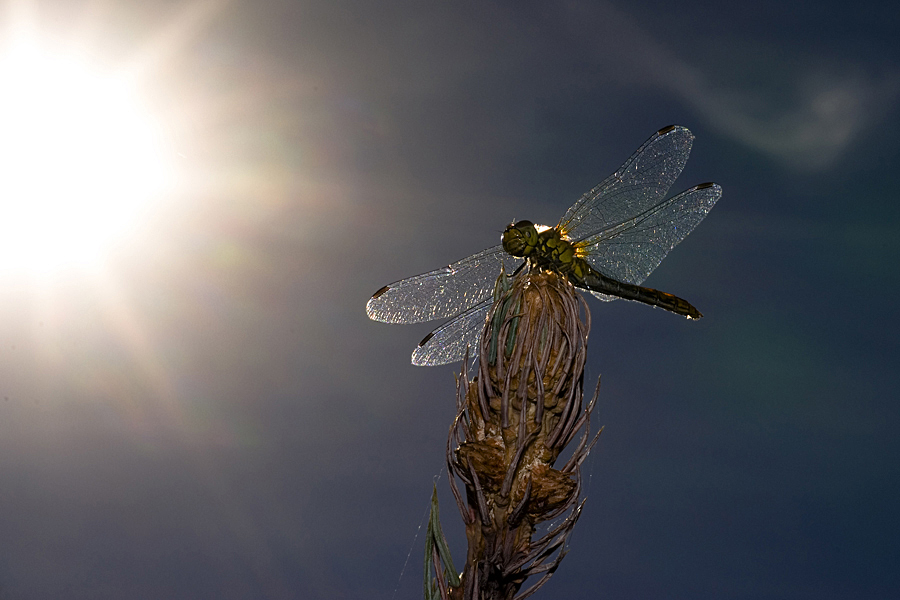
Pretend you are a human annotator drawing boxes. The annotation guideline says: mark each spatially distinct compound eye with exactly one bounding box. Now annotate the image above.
[514,219,534,229]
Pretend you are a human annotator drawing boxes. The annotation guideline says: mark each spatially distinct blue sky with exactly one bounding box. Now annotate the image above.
[0,1,898,598]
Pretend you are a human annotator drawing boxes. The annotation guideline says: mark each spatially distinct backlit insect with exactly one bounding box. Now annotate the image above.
[367,125,721,366]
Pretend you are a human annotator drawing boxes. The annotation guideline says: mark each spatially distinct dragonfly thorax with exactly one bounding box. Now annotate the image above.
[502,220,589,280]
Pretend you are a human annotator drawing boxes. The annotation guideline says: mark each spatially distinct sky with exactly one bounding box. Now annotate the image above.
[0,0,898,598]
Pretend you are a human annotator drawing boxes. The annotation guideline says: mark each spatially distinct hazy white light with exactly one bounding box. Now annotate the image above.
[0,38,174,274]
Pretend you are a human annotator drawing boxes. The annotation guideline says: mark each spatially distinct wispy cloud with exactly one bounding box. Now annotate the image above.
[565,1,900,171]
[665,58,899,172]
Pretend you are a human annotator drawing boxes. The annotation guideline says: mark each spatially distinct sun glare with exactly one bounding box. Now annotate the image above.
[0,36,174,274]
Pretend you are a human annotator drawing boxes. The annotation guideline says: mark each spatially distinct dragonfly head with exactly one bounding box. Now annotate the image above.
[502,220,539,258]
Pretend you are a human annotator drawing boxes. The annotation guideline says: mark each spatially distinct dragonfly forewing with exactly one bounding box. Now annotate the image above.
[366,245,523,324]
[557,125,694,243]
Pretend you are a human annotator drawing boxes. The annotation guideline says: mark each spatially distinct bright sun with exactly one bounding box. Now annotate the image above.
[0,35,174,274]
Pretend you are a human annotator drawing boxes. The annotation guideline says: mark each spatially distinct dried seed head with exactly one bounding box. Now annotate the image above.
[443,268,601,600]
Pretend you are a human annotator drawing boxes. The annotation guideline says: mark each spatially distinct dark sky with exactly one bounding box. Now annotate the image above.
[1,1,899,598]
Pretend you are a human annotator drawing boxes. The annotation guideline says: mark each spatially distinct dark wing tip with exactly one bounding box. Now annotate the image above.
[418,331,435,347]
[370,285,390,300]
[696,181,719,190]
[656,124,693,142]
[366,286,391,320]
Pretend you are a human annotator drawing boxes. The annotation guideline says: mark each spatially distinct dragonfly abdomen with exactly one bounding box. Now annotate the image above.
[580,269,703,319]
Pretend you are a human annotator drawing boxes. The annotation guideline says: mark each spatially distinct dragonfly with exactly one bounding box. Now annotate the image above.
[367,125,721,366]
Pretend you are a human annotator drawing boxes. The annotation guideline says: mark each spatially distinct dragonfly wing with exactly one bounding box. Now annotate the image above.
[586,290,618,302]
[411,299,491,366]
[557,125,694,242]
[366,245,523,324]
[579,182,722,287]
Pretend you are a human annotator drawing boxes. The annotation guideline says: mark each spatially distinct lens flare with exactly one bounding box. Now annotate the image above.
[0,37,174,274]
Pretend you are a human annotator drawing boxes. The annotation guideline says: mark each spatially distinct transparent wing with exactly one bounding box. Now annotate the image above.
[557,125,694,243]
[411,299,491,366]
[366,245,523,324]
[577,182,722,301]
